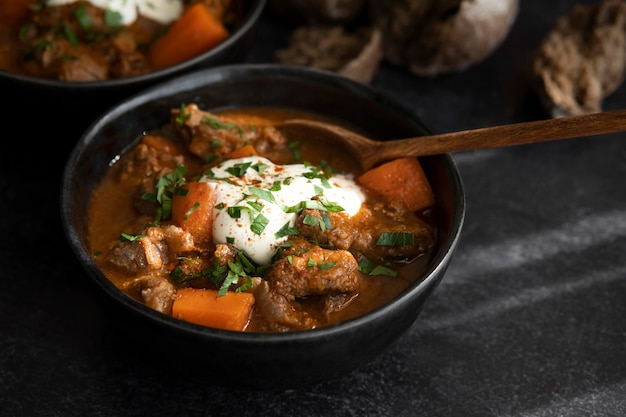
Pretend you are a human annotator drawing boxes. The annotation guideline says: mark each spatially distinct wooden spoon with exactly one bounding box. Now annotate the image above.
[276,109,626,170]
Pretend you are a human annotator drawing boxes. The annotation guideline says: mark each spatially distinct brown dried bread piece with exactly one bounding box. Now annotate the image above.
[274,26,383,84]
[530,0,626,118]
[368,0,519,77]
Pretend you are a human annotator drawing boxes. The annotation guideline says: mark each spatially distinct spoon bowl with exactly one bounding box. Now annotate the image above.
[276,109,626,170]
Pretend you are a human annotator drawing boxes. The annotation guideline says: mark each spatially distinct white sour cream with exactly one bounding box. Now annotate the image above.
[46,0,183,25]
[201,156,365,265]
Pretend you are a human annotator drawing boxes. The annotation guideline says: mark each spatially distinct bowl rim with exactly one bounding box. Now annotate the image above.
[0,0,266,90]
[61,63,466,342]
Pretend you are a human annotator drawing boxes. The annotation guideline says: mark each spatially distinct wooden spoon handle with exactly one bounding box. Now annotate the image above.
[388,108,626,157]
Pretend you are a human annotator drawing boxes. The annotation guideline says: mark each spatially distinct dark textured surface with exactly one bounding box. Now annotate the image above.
[2,1,626,416]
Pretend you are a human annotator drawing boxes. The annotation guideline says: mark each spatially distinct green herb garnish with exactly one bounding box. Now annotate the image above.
[358,259,397,277]
[375,232,415,246]
[141,165,188,224]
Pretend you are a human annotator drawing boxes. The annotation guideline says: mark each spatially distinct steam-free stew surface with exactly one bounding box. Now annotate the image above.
[86,105,438,332]
[0,0,244,80]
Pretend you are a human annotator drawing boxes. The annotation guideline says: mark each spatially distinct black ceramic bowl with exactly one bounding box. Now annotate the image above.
[2,0,265,143]
[61,64,465,389]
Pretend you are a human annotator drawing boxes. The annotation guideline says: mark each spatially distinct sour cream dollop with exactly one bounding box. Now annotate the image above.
[46,0,183,25]
[201,156,366,265]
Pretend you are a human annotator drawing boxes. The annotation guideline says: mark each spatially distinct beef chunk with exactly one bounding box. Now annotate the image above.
[113,136,185,216]
[254,239,360,330]
[350,201,435,263]
[295,209,358,250]
[173,104,287,161]
[106,225,196,275]
[124,275,176,314]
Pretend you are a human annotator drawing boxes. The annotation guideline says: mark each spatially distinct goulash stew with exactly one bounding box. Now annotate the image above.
[0,0,244,81]
[86,105,439,332]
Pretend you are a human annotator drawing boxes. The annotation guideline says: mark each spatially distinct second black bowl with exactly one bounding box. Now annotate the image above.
[2,0,266,146]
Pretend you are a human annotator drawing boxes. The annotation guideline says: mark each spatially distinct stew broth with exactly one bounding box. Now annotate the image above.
[86,105,438,332]
[0,1,244,80]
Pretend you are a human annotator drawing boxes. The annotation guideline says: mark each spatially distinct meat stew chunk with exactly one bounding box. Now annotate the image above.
[173,104,289,162]
[254,239,360,331]
[350,201,435,263]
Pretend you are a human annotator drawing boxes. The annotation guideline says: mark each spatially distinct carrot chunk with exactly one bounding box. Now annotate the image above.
[172,288,255,331]
[356,157,435,212]
[223,144,258,160]
[148,3,230,70]
[171,181,216,243]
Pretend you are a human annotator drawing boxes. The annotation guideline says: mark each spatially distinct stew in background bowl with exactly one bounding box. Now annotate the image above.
[1,0,266,146]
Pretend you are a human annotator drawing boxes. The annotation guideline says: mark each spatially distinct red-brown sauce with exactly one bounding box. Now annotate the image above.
[86,106,438,332]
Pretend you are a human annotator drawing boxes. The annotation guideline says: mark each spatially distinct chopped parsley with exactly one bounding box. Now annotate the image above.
[376,232,415,246]
[317,261,336,270]
[302,213,334,231]
[249,213,269,235]
[141,165,189,224]
[287,141,301,160]
[171,252,260,296]
[120,233,143,242]
[358,259,397,277]
[275,221,299,238]
[175,104,191,127]
[183,202,200,220]
[202,116,245,137]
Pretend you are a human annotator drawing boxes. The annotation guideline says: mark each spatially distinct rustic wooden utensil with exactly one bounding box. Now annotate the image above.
[276,109,626,170]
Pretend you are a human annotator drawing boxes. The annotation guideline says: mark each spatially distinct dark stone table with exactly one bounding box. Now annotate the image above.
[2,1,625,415]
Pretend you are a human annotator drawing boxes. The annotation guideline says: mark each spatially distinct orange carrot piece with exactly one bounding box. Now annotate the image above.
[148,3,230,70]
[356,157,435,212]
[0,0,32,24]
[171,181,216,243]
[223,144,258,160]
[172,288,255,331]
